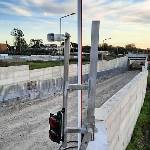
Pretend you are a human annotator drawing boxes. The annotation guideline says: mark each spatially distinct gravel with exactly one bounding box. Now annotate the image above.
[0,71,139,150]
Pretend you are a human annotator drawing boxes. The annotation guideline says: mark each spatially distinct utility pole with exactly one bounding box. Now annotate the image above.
[102,37,111,61]
[77,0,82,149]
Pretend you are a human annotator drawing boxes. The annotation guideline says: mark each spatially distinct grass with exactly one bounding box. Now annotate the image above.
[0,59,89,70]
[27,61,64,70]
[0,60,63,70]
[126,72,150,150]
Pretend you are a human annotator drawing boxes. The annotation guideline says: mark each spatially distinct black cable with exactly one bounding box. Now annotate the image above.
[67,141,78,143]
[62,146,78,150]
[59,146,78,150]
[58,141,78,150]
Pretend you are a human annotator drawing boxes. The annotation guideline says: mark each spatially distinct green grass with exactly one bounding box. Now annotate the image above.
[26,61,64,70]
[126,72,150,150]
[0,60,63,70]
[0,59,89,70]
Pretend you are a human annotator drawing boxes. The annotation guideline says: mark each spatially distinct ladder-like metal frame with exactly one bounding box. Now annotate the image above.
[62,21,100,149]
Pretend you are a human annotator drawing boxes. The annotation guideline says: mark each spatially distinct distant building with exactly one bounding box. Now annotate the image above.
[45,44,57,49]
[0,43,9,53]
[98,51,109,56]
[45,44,59,55]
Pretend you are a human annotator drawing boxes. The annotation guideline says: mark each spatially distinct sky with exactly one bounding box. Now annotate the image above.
[0,0,150,48]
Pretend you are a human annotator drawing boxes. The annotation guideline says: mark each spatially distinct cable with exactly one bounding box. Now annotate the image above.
[67,141,78,143]
[62,146,78,150]
[58,141,78,150]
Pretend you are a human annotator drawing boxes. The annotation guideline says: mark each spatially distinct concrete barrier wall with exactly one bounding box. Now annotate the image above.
[29,56,127,81]
[87,67,148,150]
[0,65,29,86]
[0,57,127,101]
[0,55,67,61]
[0,56,127,85]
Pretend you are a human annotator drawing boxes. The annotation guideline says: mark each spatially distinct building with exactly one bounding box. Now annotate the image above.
[0,43,8,53]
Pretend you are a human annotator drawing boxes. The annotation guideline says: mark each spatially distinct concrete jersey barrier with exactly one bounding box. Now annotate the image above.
[0,57,127,101]
[87,66,148,150]
[0,56,127,86]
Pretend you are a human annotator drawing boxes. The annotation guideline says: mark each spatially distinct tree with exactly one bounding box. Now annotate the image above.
[29,39,44,48]
[11,28,27,53]
[125,43,136,53]
[70,42,78,53]
[82,45,91,53]
[101,43,109,51]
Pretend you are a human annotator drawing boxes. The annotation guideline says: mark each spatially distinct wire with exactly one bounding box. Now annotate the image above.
[67,141,78,143]
[58,141,78,150]
[62,146,78,150]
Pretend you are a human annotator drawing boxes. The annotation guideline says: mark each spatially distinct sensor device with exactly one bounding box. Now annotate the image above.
[47,33,65,42]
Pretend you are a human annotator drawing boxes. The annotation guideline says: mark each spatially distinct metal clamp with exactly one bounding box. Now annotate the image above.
[67,84,88,90]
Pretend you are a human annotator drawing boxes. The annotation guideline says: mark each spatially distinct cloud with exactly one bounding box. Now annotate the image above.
[0,1,32,16]
[119,1,150,24]
[83,0,150,24]
[0,0,150,48]
[23,0,76,15]
[22,0,48,6]
[0,0,149,24]
[0,0,76,19]
[9,5,32,16]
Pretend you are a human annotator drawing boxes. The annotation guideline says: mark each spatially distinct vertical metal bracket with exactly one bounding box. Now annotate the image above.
[87,20,100,132]
[80,20,100,150]
[62,33,70,148]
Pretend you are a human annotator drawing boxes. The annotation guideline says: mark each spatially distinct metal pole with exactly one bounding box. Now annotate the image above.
[59,13,75,55]
[60,18,62,57]
[102,38,111,60]
[79,21,100,150]
[60,18,61,45]
[117,47,118,56]
[102,40,104,61]
[62,33,70,148]
[78,0,82,149]
[87,20,100,139]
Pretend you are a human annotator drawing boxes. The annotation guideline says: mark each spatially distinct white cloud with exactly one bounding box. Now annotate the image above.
[1,0,150,48]
[81,0,150,48]
[0,1,32,16]
[83,0,150,24]
[10,5,32,16]
[23,0,76,15]
[22,0,50,6]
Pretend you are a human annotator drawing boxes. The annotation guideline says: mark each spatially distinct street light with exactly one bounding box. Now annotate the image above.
[59,13,76,57]
[103,37,111,45]
[60,13,76,45]
[102,37,111,60]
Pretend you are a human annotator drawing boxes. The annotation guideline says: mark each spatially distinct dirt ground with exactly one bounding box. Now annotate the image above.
[0,71,139,150]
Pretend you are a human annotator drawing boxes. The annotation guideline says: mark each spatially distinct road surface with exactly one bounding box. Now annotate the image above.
[0,71,139,150]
